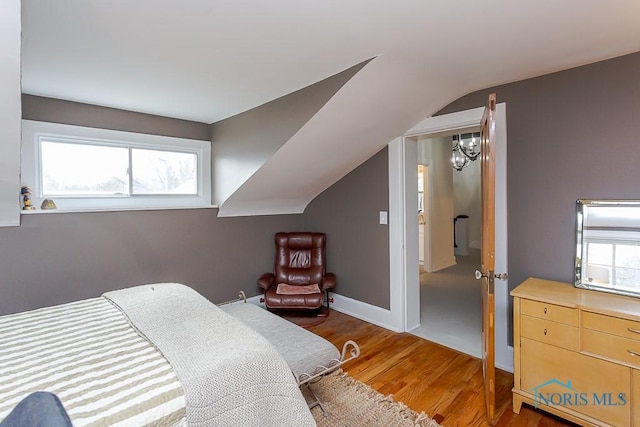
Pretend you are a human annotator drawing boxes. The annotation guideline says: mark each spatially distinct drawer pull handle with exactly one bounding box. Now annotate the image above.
[628,328,640,335]
[544,307,547,314]
[627,350,640,357]
[543,329,547,335]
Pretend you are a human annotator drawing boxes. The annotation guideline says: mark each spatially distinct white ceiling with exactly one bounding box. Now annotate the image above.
[21,1,640,215]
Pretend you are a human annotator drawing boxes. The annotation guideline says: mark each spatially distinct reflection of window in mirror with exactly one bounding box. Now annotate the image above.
[576,200,640,296]
[584,241,640,287]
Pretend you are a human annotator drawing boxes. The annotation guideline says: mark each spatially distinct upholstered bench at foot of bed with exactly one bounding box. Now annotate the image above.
[220,303,347,383]
[220,303,359,416]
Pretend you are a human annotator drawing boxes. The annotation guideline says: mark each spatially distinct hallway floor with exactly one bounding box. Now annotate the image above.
[410,249,482,358]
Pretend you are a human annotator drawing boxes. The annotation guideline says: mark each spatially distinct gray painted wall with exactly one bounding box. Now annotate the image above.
[301,50,640,330]
[304,148,390,309]
[1,98,307,315]
[440,50,640,290]
[439,51,640,342]
[9,51,637,328]
[3,86,387,316]
[301,51,640,315]
[22,95,211,141]
[0,210,304,315]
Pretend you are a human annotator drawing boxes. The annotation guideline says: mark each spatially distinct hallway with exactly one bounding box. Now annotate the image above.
[410,249,482,358]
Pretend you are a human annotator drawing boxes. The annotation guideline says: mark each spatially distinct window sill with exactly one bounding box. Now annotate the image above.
[20,204,219,215]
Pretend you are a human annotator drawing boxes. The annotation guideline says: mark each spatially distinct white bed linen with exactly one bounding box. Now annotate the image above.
[104,283,316,427]
[0,297,186,426]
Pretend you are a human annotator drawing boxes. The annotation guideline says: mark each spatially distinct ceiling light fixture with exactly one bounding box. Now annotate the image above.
[451,132,480,171]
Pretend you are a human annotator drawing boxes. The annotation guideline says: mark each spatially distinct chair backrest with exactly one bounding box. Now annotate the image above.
[274,232,326,286]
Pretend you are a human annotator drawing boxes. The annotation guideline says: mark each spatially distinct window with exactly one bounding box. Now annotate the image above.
[22,120,211,212]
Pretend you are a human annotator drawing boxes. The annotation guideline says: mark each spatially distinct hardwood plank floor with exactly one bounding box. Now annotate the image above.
[307,310,576,427]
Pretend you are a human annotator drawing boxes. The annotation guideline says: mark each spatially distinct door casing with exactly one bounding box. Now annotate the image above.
[387,103,512,372]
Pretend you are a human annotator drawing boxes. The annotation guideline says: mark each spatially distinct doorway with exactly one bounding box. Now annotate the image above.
[412,133,482,357]
[387,103,512,372]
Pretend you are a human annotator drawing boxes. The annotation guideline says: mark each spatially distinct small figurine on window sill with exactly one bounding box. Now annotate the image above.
[21,186,36,210]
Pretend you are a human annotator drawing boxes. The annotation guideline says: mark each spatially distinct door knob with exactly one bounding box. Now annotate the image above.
[475,270,508,280]
[475,270,487,280]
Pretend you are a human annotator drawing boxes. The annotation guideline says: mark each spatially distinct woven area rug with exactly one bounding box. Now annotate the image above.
[304,371,442,427]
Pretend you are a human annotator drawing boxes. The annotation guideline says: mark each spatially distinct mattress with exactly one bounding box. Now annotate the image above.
[0,297,186,426]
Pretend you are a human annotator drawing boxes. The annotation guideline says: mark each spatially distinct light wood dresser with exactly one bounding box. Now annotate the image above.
[512,278,640,427]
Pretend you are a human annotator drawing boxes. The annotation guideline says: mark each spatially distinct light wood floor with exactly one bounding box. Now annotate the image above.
[308,310,575,427]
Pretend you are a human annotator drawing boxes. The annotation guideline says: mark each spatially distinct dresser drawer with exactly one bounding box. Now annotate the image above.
[583,311,640,341]
[521,338,630,427]
[520,299,578,326]
[520,315,579,351]
[582,328,640,369]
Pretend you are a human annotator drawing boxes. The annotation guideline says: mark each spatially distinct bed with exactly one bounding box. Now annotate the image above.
[0,283,316,426]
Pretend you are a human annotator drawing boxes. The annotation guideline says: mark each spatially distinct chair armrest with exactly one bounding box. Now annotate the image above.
[257,273,275,291]
[321,273,337,291]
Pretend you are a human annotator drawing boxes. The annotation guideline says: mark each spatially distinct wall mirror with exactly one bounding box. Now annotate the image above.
[575,199,640,297]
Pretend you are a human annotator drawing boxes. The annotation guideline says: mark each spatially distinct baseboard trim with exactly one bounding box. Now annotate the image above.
[496,345,514,373]
[222,294,263,306]
[239,292,401,332]
[406,321,421,332]
[235,293,400,332]
[329,292,401,332]
[246,295,263,305]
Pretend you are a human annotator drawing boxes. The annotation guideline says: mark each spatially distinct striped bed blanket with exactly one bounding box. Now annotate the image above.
[0,283,315,426]
[0,297,186,426]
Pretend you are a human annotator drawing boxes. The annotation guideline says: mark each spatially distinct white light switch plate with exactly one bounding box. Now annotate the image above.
[379,211,388,225]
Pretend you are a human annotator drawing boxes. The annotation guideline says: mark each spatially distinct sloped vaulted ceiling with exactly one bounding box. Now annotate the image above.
[211,60,370,212]
[21,1,640,216]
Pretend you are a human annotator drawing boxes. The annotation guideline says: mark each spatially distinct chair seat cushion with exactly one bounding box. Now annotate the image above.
[264,286,324,309]
[276,283,321,295]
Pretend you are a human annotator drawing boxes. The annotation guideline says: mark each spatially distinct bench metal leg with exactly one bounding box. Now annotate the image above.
[304,383,329,417]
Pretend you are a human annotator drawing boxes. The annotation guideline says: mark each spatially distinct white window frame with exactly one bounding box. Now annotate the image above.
[21,120,212,212]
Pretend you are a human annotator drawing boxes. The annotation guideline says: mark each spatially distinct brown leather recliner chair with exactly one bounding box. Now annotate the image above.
[258,232,336,314]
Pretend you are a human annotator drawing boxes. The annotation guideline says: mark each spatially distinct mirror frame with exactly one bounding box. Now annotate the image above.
[575,199,640,297]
